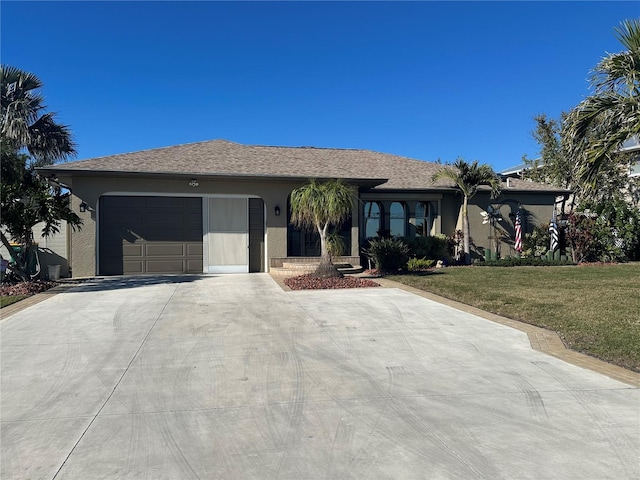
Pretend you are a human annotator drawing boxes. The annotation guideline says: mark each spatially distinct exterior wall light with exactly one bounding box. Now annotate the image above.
[189,179,199,187]
[275,205,281,216]
[79,202,88,213]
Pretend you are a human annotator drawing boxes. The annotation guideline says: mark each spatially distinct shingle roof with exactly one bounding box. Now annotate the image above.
[45,139,568,193]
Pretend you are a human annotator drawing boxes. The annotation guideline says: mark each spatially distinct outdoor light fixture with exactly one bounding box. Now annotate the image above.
[79,202,88,213]
[275,205,281,216]
[189,179,199,187]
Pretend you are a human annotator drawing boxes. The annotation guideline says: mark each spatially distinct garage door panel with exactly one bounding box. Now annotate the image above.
[145,244,184,256]
[123,261,144,274]
[107,197,144,209]
[102,210,143,226]
[143,227,202,242]
[145,260,185,273]
[99,196,203,275]
[144,210,186,224]
[187,259,204,272]
[122,244,143,257]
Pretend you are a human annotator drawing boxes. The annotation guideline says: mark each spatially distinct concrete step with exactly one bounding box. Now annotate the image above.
[270,263,363,276]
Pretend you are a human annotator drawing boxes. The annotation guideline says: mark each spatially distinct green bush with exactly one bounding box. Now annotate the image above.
[363,237,410,273]
[567,200,640,263]
[521,225,552,258]
[407,257,435,271]
[404,234,449,260]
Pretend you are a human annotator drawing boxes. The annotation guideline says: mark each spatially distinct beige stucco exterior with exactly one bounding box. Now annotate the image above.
[467,191,558,259]
[65,174,366,277]
[52,170,565,277]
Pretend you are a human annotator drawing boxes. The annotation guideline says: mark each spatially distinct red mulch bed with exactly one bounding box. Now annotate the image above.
[0,280,58,297]
[284,274,381,290]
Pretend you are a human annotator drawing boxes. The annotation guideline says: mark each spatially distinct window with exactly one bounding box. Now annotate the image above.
[413,202,429,236]
[389,202,405,237]
[364,202,381,238]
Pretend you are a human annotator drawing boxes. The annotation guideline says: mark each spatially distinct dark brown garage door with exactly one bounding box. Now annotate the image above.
[99,196,203,275]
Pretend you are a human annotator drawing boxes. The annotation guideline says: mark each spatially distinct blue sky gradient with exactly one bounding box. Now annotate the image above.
[2,1,638,172]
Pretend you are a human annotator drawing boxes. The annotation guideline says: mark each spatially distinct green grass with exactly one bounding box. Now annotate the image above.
[388,263,640,372]
[1,295,27,308]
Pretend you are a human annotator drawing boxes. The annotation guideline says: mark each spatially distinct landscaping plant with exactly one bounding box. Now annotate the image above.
[363,237,410,273]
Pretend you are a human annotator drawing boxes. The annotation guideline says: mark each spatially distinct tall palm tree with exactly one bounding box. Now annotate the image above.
[432,159,502,264]
[1,66,80,279]
[289,179,356,278]
[1,65,76,165]
[563,19,640,190]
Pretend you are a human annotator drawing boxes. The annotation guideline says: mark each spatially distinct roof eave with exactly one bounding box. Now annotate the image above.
[35,167,389,188]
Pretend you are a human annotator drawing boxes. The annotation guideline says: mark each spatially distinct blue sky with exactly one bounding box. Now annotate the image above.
[2,1,638,172]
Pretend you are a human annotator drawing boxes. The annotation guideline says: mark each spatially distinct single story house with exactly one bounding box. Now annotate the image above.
[37,139,569,277]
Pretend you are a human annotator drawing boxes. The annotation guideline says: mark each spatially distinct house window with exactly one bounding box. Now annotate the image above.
[413,202,430,236]
[389,202,405,237]
[364,202,381,238]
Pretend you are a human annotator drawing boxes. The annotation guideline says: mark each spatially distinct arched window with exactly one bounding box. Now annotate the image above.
[363,202,381,239]
[389,202,405,237]
[413,202,430,236]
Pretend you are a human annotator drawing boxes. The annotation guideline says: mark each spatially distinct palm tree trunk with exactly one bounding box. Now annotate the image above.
[462,196,471,265]
[312,222,342,278]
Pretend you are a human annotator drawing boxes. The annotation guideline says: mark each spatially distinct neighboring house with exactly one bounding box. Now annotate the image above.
[622,137,640,177]
[0,221,70,279]
[502,137,640,205]
[37,139,569,276]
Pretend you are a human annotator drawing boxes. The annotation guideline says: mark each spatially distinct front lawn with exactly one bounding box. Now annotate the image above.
[388,263,640,372]
[1,295,27,308]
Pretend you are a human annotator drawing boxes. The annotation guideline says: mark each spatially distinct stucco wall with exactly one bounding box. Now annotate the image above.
[64,173,561,276]
[467,192,558,259]
[67,175,353,277]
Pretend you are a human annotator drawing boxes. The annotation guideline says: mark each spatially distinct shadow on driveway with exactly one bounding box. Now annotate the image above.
[63,275,211,293]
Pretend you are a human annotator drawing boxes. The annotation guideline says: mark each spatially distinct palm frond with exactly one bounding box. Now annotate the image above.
[614,18,640,52]
[1,65,76,164]
[432,158,501,199]
[289,179,355,231]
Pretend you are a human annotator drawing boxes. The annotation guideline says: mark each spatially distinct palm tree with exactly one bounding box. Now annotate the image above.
[1,66,80,279]
[432,159,502,264]
[1,65,76,165]
[289,179,356,278]
[563,19,640,190]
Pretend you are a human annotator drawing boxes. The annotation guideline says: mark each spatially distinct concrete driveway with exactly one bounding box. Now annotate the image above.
[1,274,638,480]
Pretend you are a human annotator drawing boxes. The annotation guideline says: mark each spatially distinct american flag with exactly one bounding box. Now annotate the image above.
[549,213,559,252]
[514,208,523,252]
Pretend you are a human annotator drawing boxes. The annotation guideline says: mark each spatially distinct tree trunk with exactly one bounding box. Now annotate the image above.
[312,255,343,278]
[462,196,471,265]
[312,223,343,278]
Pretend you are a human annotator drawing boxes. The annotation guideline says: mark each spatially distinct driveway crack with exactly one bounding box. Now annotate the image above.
[50,283,181,480]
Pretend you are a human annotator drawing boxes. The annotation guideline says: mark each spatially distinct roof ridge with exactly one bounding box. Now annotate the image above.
[249,143,367,152]
[72,138,237,162]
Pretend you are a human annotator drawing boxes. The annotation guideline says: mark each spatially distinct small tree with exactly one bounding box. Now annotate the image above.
[432,159,502,264]
[523,113,633,210]
[289,179,356,278]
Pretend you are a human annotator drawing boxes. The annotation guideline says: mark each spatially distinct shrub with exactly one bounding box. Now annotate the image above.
[407,257,435,271]
[363,237,410,273]
[404,234,449,260]
[567,200,640,263]
[521,224,552,258]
